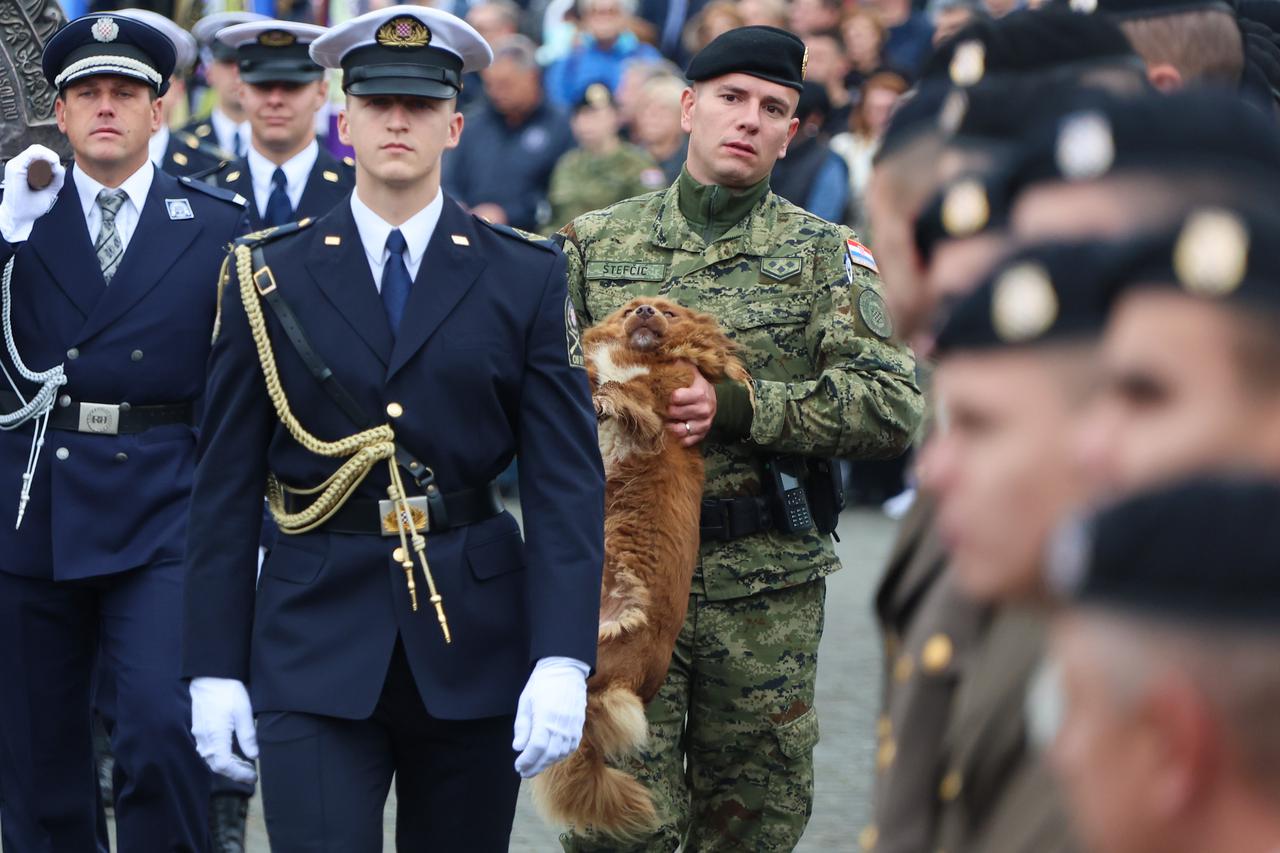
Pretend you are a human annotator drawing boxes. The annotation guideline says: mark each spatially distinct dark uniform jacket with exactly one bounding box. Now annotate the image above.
[159,129,227,178]
[200,146,355,231]
[0,166,247,581]
[182,194,605,722]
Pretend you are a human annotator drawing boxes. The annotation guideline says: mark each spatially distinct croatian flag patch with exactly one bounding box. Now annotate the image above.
[845,239,878,277]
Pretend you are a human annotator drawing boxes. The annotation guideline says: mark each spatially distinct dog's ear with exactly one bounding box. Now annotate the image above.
[667,311,749,386]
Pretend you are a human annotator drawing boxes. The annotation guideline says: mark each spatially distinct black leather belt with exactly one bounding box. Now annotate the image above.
[0,391,193,436]
[700,495,773,543]
[288,481,505,536]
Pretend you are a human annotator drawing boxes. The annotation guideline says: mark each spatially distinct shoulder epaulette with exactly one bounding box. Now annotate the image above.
[179,174,248,208]
[475,217,558,253]
[177,131,231,161]
[234,216,315,248]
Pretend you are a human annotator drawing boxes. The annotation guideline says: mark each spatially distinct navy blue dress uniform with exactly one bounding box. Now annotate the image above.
[0,14,249,853]
[199,147,355,230]
[193,21,355,231]
[182,6,605,851]
[161,128,229,177]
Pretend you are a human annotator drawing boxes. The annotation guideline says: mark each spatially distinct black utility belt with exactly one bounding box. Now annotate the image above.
[0,392,193,436]
[700,495,773,543]
[286,481,505,536]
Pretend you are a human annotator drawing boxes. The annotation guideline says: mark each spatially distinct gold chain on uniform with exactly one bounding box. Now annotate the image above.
[228,246,451,643]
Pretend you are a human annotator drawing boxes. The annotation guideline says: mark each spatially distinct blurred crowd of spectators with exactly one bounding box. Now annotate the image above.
[73,0,1022,237]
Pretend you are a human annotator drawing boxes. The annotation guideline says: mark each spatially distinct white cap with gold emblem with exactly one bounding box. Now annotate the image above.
[309,5,492,100]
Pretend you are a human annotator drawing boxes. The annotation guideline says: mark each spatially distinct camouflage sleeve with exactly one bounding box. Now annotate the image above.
[748,232,924,459]
[560,223,591,326]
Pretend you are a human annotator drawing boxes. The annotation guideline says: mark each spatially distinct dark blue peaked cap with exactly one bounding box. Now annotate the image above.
[42,13,175,96]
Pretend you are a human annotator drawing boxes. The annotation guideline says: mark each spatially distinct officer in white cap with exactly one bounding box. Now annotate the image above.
[198,21,355,230]
[114,9,227,176]
[182,6,604,852]
[184,11,270,157]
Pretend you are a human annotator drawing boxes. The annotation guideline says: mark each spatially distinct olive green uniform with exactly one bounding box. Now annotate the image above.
[546,143,666,233]
[864,494,1077,853]
[560,168,924,852]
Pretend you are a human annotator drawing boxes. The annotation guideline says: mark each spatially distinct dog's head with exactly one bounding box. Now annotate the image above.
[585,297,751,388]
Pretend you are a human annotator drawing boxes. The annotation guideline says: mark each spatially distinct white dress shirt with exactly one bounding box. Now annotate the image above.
[74,160,154,261]
[148,125,170,168]
[247,140,317,221]
[350,188,442,290]
[209,108,249,158]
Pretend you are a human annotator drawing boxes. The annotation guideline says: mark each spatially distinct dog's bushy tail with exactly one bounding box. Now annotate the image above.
[532,685,659,839]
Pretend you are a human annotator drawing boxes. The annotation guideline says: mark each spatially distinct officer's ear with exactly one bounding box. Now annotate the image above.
[337,105,351,147]
[679,85,697,134]
[1146,63,1184,93]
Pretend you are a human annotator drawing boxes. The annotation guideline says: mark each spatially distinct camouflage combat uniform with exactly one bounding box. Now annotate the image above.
[546,142,666,232]
[560,168,924,852]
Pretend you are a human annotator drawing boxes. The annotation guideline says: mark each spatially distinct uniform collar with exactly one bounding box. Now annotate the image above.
[247,138,318,200]
[653,166,776,254]
[73,159,155,220]
[209,108,249,154]
[349,186,442,272]
[148,125,170,166]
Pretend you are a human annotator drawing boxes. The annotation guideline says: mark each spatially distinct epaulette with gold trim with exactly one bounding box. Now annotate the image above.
[475,217,558,253]
[234,216,316,248]
[178,175,248,208]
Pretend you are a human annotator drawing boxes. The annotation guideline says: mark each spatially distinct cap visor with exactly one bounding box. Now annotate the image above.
[240,68,324,84]
[346,78,459,99]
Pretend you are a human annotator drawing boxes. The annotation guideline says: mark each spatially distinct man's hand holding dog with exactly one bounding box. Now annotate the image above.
[669,365,717,447]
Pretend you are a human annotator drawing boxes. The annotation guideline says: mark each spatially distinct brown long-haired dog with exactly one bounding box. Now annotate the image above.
[533,296,750,839]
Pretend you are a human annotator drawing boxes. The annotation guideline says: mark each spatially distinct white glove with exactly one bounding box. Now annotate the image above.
[190,676,259,785]
[0,145,65,244]
[512,656,590,778]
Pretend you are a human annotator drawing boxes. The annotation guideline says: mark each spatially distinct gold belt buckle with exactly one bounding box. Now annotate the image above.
[77,402,120,435]
[379,496,429,536]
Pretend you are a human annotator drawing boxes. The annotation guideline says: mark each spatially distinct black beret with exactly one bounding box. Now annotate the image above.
[913,175,1010,263]
[1106,205,1280,314]
[933,239,1122,355]
[685,25,807,92]
[922,8,1144,86]
[876,80,955,162]
[42,13,175,96]
[1091,0,1235,21]
[1051,475,1280,629]
[998,89,1280,196]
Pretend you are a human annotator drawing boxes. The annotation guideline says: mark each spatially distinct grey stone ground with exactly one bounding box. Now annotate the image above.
[87,506,896,852]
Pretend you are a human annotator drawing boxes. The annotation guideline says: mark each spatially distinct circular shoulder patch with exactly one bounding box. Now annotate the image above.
[858,289,893,340]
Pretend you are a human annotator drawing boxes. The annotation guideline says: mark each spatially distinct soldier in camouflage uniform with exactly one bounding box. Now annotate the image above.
[546,83,667,231]
[558,26,923,852]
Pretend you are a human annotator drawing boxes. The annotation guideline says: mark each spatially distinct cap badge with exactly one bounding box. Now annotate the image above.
[801,46,809,80]
[585,83,610,107]
[992,262,1059,343]
[1055,110,1114,181]
[92,16,119,43]
[941,179,989,238]
[377,16,432,48]
[258,29,298,47]
[1174,208,1248,297]
[1070,0,1099,13]
[949,40,985,87]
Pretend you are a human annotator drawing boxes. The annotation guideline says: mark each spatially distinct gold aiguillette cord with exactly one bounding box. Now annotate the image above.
[386,460,451,644]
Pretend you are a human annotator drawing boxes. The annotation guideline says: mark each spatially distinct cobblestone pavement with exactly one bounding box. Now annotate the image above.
[101,506,898,852]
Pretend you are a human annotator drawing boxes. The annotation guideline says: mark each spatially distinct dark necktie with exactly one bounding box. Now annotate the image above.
[95,188,127,284]
[381,229,413,333]
[264,166,292,227]
[233,128,246,158]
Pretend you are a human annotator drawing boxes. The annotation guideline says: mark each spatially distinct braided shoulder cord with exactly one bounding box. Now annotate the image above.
[233,243,395,533]
[0,257,67,528]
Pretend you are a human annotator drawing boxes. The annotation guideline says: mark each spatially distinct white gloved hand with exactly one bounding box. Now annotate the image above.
[512,656,590,778]
[0,145,66,243]
[190,676,259,785]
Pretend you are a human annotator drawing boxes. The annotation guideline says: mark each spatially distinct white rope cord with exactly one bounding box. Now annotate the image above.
[54,55,162,89]
[0,258,67,527]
